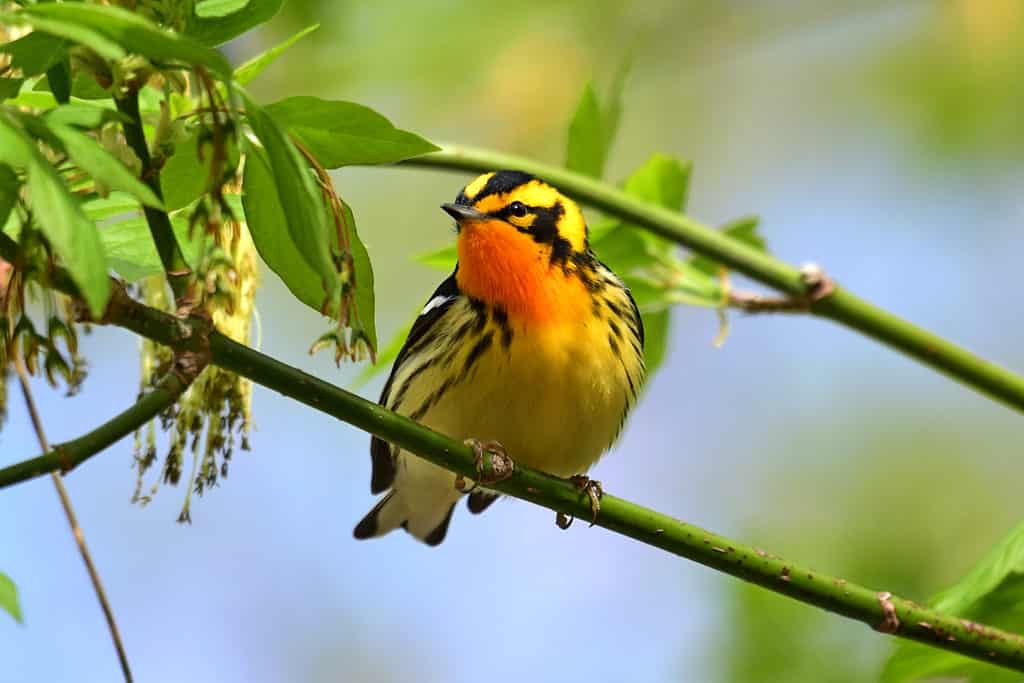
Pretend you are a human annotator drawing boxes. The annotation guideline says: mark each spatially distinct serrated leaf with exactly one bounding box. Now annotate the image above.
[0,114,109,315]
[565,82,606,179]
[415,242,457,272]
[187,0,284,47]
[18,3,232,77]
[244,93,337,291]
[884,520,1024,683]
[0,31,67,77]
[100,216,202,282]
[242,144,331,314]
[234,24,319,86]
[0,164,18,228]
[341,201,377,352]
[265,96,439,168]
[196,0,250,18]
[47,124,163,208]
[0,572,22,624]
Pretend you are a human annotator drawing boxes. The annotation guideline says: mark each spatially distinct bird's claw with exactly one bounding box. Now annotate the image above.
[570,475,603,526]
[553,475,603,530]
[463,438,514,486]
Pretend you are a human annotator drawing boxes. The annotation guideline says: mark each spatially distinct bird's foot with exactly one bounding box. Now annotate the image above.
[463,438,514,486]
[555,475,603,530]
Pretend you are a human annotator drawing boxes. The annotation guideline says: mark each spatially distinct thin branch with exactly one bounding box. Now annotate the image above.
[1,285,1022,673]
[399,145,1024,414]
[14,358,134,683]
[114,91,193,307]
[0,370,190,487]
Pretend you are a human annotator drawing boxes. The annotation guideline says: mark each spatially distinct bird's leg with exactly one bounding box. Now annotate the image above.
[570,474,603,526]
[463,438,514,486]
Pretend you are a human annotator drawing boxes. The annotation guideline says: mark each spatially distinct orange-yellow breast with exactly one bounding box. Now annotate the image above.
[455,220,590,324]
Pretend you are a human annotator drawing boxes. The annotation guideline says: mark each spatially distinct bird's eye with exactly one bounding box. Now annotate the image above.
[508,201,528,218]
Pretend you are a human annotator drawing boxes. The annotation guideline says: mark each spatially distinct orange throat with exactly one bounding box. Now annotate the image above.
[455,222,585,324]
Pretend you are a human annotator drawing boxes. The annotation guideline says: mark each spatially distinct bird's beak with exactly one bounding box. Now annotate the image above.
[441,203,488,224]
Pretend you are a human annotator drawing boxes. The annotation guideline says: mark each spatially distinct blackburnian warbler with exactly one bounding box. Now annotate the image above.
[353,171,645,545]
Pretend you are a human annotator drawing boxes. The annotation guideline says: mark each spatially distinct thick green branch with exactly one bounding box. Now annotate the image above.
[0,286,1022,673]
[115,92,191,302]
[401,145,1024,414]
[0,371,188,487]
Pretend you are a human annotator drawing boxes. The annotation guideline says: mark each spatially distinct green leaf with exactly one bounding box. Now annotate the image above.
[264,96,439,168]
[0,78,23,100]
[415,242,457,272]
[47,124,163,209]
[99,216,202,282]
[0,15,126,62]
[242,144,332,314]
[0,164,18,228]
[0,114,110,315]
[83,193,143,221]
[43,104,123,130]
[195,0,251,19]
[622,153,690,214]
[565,82,606,179]
[234,24,319,86]
[0,571,22,624]
[186,0,284,47]
[342,201,377,352]
[46,58,71,104]
[244,93,337,289]
[18,3,232,77]
[0,31,67,77]
[35,72,110,100]
[641,309,670,377]
[884,521,1024,683]
[159,130,210,212]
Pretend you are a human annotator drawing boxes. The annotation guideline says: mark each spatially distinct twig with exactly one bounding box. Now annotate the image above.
[14,357,133,683]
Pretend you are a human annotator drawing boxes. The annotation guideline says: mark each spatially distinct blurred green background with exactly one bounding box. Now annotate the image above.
[4,1,1024,681]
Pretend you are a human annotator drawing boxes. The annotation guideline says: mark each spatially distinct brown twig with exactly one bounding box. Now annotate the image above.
[14,357,133,683]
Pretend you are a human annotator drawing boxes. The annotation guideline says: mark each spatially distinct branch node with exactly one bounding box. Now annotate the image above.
[875,591,901,634]
[799,262,836,302]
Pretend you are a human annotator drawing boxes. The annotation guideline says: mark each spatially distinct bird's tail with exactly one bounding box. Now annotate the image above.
[353,461,460,546]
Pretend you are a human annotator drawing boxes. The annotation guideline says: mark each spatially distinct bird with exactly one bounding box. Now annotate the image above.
[353,170,645,545]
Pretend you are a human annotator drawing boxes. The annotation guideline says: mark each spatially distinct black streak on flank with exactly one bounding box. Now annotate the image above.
[462,331,494,378]
[572,252,605,292]
[608,331,620,356]
[492,305,514,351]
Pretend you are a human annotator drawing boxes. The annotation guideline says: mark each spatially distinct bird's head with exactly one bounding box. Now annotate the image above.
[443,171,593,321]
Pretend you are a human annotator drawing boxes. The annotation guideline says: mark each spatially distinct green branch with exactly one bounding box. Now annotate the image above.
[114,92,192,303]
[0,282,1021,673]
[0,370,189,487]
[401,145,1024,414]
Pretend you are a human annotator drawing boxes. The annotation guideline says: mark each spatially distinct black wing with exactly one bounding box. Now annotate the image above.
[369,271,461,493]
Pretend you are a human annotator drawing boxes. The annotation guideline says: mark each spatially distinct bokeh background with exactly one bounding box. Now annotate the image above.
[3,0,1024,680]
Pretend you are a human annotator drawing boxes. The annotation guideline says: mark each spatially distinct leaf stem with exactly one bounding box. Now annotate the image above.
[400,144,1024,414]
[1,286,1023,673]
[13,357,134,683]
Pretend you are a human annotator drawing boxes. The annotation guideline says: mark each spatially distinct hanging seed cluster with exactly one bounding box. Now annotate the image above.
[132,214,258,522]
